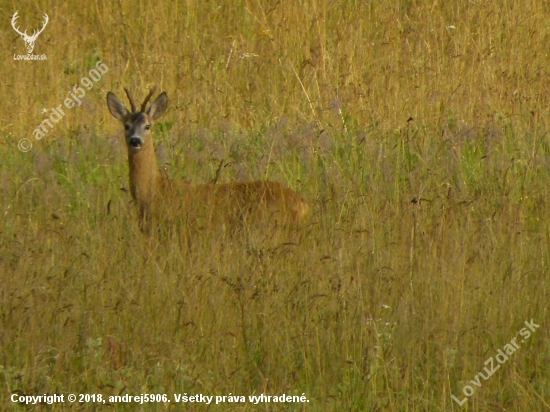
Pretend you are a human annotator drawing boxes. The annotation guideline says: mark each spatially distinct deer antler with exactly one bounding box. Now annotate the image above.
[11,11,27,37]
[141,87,157,112]
[29,13,49,41]
[12,11,48,41]
[124,88,137,113]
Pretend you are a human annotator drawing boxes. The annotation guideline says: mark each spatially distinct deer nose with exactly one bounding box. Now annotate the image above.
[129,137,142,148]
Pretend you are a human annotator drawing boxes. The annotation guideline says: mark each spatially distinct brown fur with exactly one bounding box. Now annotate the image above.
[107,88,308,233]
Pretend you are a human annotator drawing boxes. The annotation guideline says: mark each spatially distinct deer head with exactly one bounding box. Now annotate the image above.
[12,11,49,54]
[106,87,168,153]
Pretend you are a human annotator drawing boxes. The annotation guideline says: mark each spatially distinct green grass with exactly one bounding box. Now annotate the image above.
[1,0,550,410]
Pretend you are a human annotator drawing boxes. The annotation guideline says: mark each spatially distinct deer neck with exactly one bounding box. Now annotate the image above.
[128,143,160,209]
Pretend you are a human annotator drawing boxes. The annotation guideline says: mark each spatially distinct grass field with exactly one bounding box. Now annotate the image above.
[1,0,550,410]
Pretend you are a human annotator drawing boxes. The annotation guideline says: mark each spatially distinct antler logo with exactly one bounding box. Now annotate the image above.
[11,11,49,54]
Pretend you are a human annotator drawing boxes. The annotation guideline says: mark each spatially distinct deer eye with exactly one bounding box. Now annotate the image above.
[145,125,151,130]
[124,124,130,130]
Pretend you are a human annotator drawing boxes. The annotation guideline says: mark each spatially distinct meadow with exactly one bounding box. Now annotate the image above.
[1,0,550,410]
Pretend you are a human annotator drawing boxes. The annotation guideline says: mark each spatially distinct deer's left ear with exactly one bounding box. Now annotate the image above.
[148,92,168,121]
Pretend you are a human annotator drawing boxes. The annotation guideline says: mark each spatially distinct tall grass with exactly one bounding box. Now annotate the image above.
[1,0,550,410]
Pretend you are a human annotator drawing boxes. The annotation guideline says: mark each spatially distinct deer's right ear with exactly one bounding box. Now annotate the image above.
[107,92,128,121]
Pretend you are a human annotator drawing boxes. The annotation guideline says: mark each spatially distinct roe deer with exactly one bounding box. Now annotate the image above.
[106,88,308,234]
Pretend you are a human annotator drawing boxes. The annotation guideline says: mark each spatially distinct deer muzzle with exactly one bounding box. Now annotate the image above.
[129,137,142,149]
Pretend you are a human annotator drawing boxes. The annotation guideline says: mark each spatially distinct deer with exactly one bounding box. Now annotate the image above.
[106,88,309,236]
[11,11,49,54]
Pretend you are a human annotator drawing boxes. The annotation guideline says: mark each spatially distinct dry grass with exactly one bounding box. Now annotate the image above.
[1,0,550,410]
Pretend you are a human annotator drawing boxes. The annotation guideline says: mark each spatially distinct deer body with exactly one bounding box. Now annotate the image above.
[107,88,308,234]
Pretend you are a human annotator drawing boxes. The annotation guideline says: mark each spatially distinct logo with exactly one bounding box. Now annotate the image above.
[12,11,48,60]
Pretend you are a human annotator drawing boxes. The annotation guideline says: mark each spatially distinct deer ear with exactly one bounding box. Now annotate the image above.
[107,92,128,121]
[148,92,168,121]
